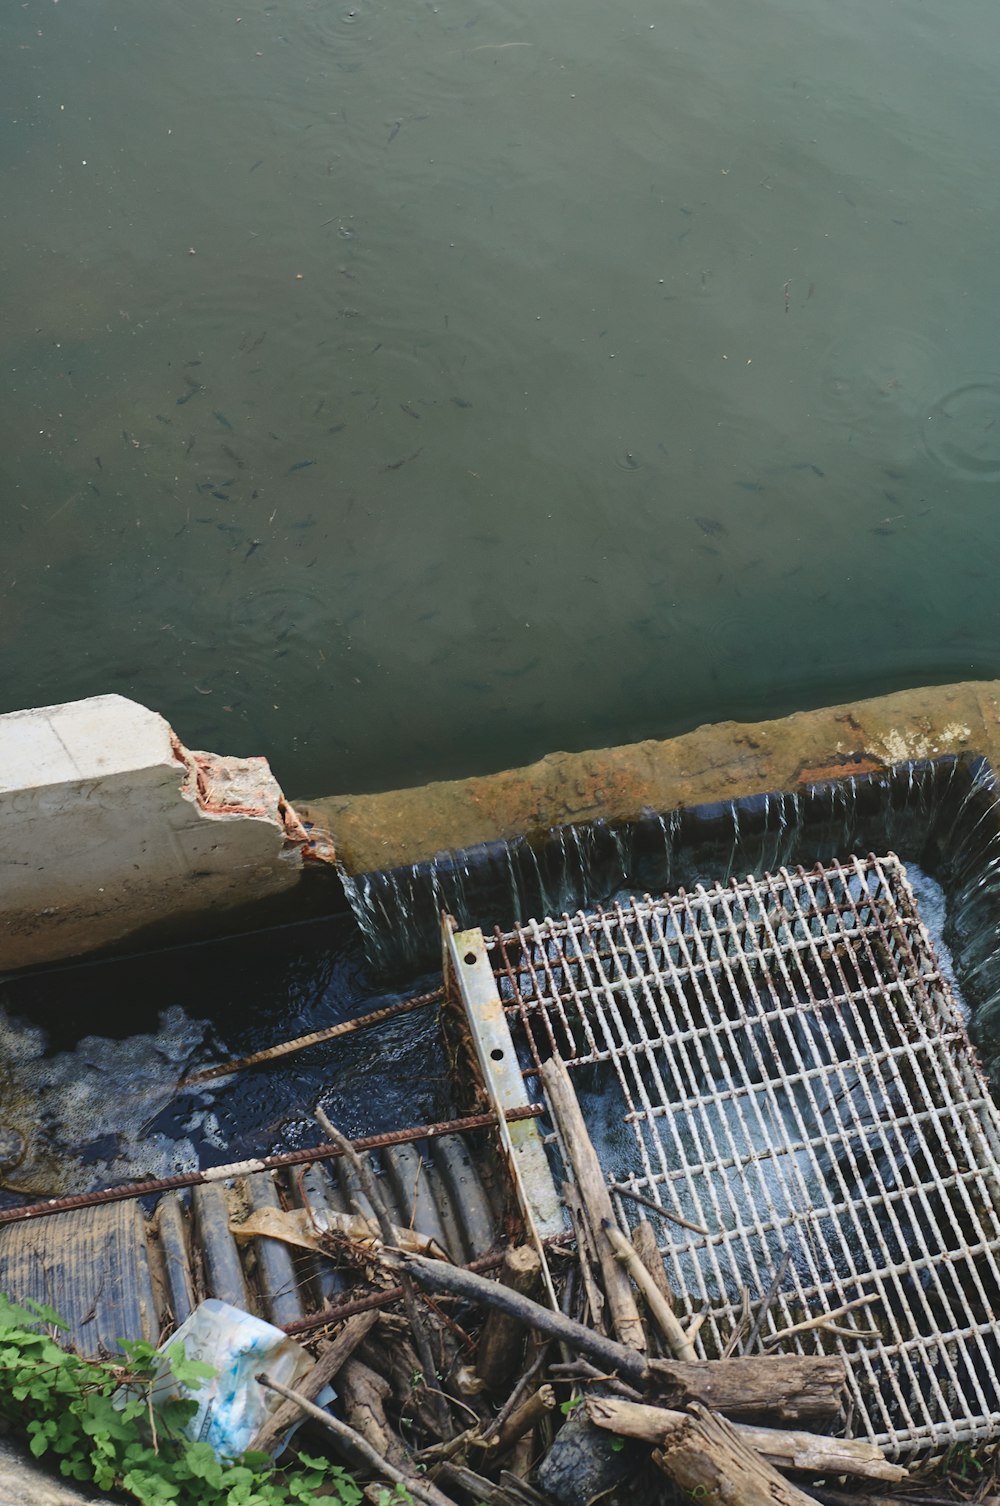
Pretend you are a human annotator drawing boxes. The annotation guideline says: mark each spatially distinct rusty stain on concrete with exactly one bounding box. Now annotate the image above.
[302,680,997,876]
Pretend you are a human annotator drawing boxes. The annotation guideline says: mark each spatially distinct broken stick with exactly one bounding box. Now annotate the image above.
[256,1372,460,1506]
[586,1396,906,1484]
[653,1401,817,1506]
[540,1057,646,1351]
[386,1250,848,1421]
[250,1310,378,1455]
[602,1220,696,1360]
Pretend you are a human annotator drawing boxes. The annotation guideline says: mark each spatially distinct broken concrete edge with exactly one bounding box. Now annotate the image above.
[300,679,1000,875]
[0,695,338,973]
[167,729,324,855]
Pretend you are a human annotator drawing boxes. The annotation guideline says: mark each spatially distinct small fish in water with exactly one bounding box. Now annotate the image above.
[735,479,763,493]
[450,396,472,409]
[176,387,201,406]
[384,446,423,471]
[288,459,316,473]
[400,402,421,420]
[222,444,245,468]
[327,423,346,435]
[95,455,103,470]
[791,462,824,478]
[155,414,173,426]
[388,120,401,143]
[245,538,262,559]
[211,490,230,501]
[695,516,726,536]
[213,410,233,431]
[185,435,196,455]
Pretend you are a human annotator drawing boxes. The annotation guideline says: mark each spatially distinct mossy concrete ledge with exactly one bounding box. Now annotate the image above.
[305,680,1000,876]
[0,694,328,972]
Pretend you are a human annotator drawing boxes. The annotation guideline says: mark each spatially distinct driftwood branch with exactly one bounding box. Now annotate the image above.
[540,1057,646,1351]
[652,1402,817,1506]
[643,1354,847,1425]
[476,1244,542,1394]
[494,1384,556,1454]
[256,1372,460,1506]
[586,1396,906,1484]
[630,1218,676,1311]
[315,1107,454,1439]
[250,1310,378,1455]
[388,1251,848,1424]
[602,1221,696,1360]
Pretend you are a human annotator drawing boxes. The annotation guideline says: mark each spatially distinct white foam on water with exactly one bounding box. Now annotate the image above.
[903,862,968,1022]
[0,1004,211,1196]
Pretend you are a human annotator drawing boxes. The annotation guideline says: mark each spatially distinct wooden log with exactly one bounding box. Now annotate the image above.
[643,1355,847,1425]
[653,1402,816,1506]
[539,1057,646,1351]
[631,1217,675,1310]
[338,1358,410,1473]
[386,1250,848,1421]
[586,1396,907,1485]
[494,1385,556,1454]
[602,1221,696,1360]
[562,1181,606,1332]
[250,1310,378,1455]
[476,1243,543,1394]
[436,1463,532,1506]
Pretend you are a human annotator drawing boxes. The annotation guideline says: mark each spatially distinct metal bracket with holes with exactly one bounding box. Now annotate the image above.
[444,923,563,1304]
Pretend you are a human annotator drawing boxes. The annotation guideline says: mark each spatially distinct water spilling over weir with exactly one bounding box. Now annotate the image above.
[338,754,1000,1068]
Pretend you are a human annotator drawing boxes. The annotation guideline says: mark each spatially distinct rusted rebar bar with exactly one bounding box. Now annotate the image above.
[0,1103,544,1227]
[180,988,443,1086]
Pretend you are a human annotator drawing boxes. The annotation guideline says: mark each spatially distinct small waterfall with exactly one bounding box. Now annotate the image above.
[335,755,1000,1074]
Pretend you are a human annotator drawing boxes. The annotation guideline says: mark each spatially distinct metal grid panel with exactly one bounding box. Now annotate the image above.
[487,853,1000,1458]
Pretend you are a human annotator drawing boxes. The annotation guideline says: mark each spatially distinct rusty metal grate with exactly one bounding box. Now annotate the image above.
[487,853,1000,1459]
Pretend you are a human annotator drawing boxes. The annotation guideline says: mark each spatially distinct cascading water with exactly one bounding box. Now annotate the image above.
[337,755,1000,1052]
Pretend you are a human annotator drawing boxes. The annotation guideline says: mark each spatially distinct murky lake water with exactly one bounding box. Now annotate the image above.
[3,0,1000,798]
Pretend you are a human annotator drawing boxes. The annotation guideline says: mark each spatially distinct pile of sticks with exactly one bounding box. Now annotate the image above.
[255,1065,913,1506]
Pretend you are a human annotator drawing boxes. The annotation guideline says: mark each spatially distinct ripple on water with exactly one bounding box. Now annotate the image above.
[921,380,1000,481]
[297,0,385,66]
[819,328,939,437]
[228,577,330,678]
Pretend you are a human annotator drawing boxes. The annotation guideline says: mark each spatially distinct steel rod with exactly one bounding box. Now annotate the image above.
[0,1104,544,1227]
[179,987,443,1086]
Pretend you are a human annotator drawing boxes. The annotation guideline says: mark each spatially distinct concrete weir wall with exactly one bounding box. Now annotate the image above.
[306,679,1000,874]
[0,695,323,972]
[3,680,1000,970]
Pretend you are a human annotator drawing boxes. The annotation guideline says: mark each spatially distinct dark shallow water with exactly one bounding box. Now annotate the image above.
[3,0,1000,797]
[0,914,446,1200]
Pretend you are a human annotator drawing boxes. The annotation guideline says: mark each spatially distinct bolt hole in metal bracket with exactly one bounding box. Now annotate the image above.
[443,922,563,1308]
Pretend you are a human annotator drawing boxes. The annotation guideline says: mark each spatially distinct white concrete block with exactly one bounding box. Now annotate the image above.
[0,695,316,970]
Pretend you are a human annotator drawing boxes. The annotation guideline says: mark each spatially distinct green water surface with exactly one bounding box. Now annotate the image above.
[3,0,1000,796]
